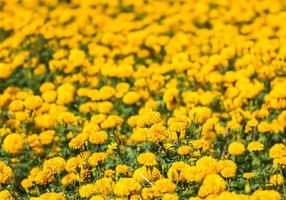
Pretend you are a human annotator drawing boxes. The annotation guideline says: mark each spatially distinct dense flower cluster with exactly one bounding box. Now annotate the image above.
[0,0,286,199]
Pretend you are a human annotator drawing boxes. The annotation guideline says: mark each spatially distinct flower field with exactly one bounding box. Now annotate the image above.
[1,0,286,199]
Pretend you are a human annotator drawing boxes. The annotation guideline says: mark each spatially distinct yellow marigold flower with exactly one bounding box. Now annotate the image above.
[88,152,107,167]
[79,184,97,198]
[116,164,129,175]
[141,187,154,200]
[162,193,179,200]
[9,100,24,112]
[168,117,189,134]
[246,118,259,127]
[190,139,211,151]
[269,174,284,186]
[0,127,11,137]
[137,152,157,166]
[128,127,148,143]
[43,157,66,174]
[269,143,286,159]
[68,133,88,150]
[101,115,123,129]
[27,134,41,148]
[243,172,254,179]
[57,111,77,124]
[167,161,192,182]
[56,83,75,105]
[24,95,43,110]
[0,190,14,200]
[42,90,57,103]
[98,101,113,113]
[228,142,245,156]
[198,174,226,197]
[69,48,86,67]
[152,179,176,197]
[0,161,13,184]
[251,190,281,200]
[212,191,249,199]
[91,114,106,124]
[2,133,24,154]
[29,167,41,178]
[196,156,218,178]
[0,63,13,79]
[247,141,264,152]
[82,122,100,135]
[31,192,66,200]
[104,169,114,178]
[99,86,115,100]
[115,82,130,98]
[90,195,105,200]
[40,82,55,93]
[114,178,141,197]
[94,178,114,196]
[61,173,77,186]
[21,178,33,190]
[189,106,212,124]
[34,114,56,129]
[34,169,55,185]
[133,166,161,184]
[123,91,141,105]
[136,111,161,127]
[148,123,168,142]
[273,157,286,168]
[89,130,108,145]
[177,145,192,155]
[39,130,55,145]
[217,160,237,178]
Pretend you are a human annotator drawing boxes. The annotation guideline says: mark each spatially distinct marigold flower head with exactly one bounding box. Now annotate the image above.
[196,156,218,177]
[217,160,237,178]
[21,178,33,190]
[162,193,179,200]
[34,169,55,185]
[0,190,14,200]
[148,123,168,142]
[90,196,105,200]
[24,95,43,110]
[0,161,13,185]
[95,178,114,196]
[228,141,245,156]
[177,145,192,155]
[137,152,157,166]
[251,190,281,200]
[61,173,77,186]
[39,130,55,145]
[79,184,97,198]
[269,143,286,159]
[116,164,129,175]
[43,157,66,174]
[89,130,108,145]
[167,161,192,182]
[198,174,226,197]
[88,152,107,167]
[123,91,141,105]
[247,141,264,152]
[30,192,66,200]
[114,178,141,197]
[2,133,24,154]
[152,179,176,197]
